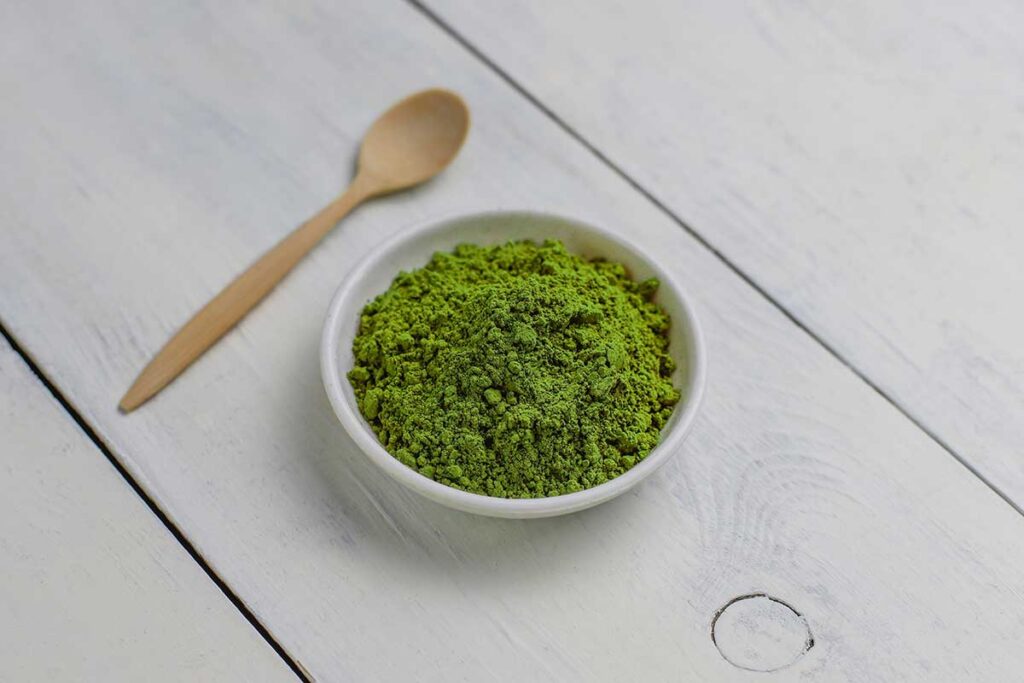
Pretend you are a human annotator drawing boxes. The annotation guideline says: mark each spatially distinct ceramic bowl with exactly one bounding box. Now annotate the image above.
[321,211,706,518]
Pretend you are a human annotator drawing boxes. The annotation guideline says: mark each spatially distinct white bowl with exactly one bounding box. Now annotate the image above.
[321,211,706,518]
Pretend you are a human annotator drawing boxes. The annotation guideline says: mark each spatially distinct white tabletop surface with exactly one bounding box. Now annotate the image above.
[2,1,1023,681]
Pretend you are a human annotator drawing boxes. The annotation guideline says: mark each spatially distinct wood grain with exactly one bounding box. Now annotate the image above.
[2,0,1024,680]
[424,0,1024,507]
[0,340,296,682]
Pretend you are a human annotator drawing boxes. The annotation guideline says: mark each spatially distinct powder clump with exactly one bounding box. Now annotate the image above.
[348,239,680,498]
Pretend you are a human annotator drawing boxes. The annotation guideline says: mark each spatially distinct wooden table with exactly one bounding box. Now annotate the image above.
[3,1,1023,680]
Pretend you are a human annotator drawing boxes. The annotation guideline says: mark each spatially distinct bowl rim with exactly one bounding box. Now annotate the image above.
[320,209,706,517]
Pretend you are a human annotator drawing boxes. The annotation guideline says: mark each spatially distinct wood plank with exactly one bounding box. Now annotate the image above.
[0,340,296,681]
[424,0,1024,506]
[2,0,1023,679]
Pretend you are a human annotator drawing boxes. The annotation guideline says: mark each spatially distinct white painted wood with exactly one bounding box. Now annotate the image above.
[711,595,813,672]
[0,341,295,682]
[2,0,1024,680]
[425,0,1024,507]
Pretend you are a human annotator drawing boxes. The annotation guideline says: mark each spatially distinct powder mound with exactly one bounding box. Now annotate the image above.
[348,240,681,498]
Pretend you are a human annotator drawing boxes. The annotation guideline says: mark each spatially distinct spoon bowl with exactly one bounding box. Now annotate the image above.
[358,89,470,195]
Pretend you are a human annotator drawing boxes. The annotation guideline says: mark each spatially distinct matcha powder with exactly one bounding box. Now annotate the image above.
[347,239,681,498]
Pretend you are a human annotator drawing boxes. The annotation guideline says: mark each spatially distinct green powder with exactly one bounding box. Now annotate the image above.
[347,239,681,498]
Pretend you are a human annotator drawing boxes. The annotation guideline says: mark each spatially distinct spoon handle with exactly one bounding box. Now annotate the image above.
[119,182,371,412]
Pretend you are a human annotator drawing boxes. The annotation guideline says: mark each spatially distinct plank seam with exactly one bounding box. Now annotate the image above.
[0,323,312,683]
[406,0,1024,518]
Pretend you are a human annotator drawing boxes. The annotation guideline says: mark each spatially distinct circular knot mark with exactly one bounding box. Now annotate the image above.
[711,593,813,672]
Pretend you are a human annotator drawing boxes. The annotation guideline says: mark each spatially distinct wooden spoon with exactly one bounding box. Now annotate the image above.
[119,88,470,412]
